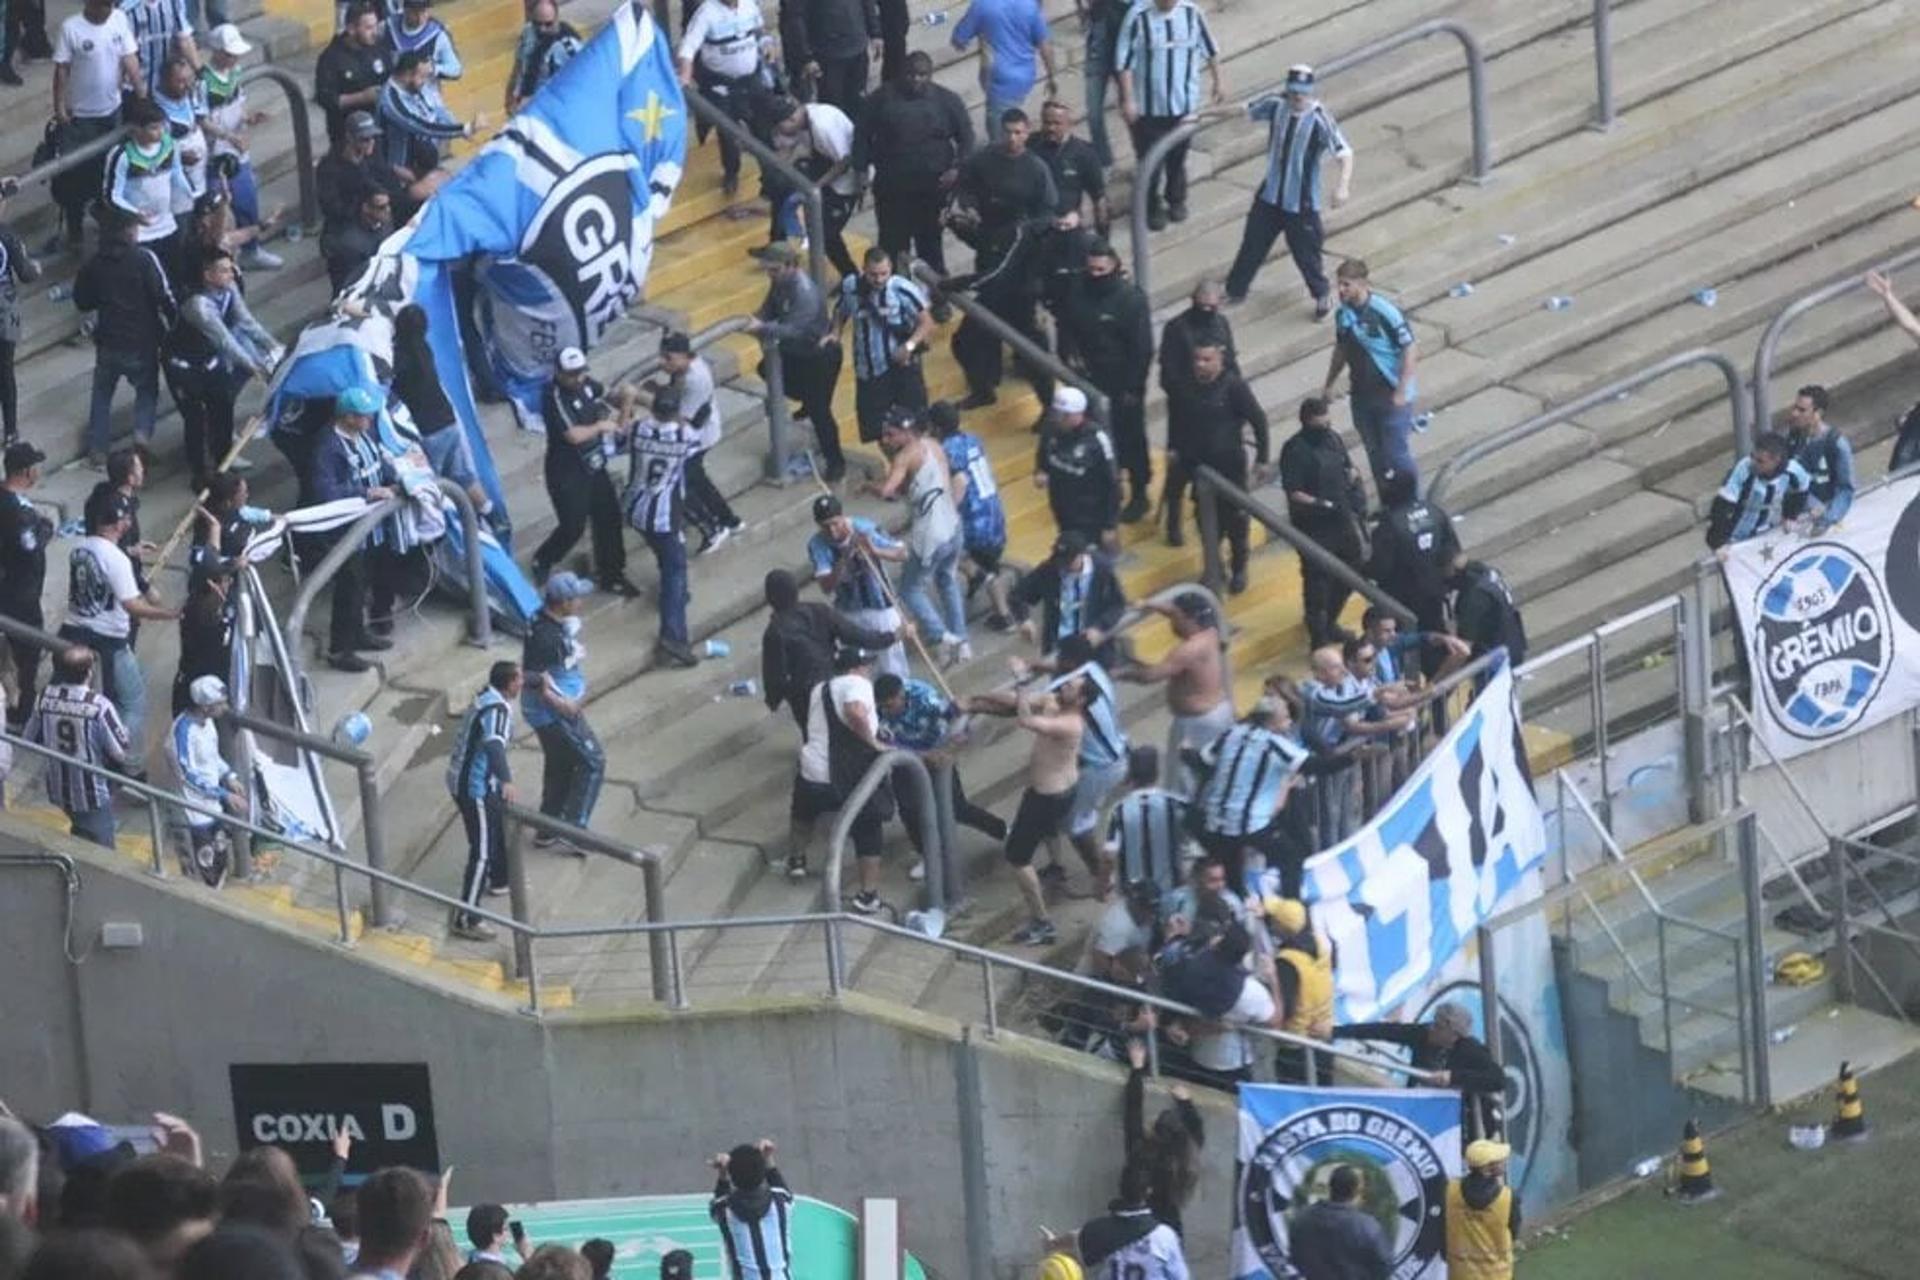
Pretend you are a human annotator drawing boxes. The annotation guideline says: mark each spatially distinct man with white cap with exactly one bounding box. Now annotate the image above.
[532,345,640,598]
[201,24,287,271]
[1225,65,1352,317]
[1034,385,1119,549]
[168,674,247,888]
[1444,1139,1519,1280]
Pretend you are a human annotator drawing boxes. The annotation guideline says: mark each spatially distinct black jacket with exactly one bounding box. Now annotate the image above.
[1449,560,1527,666]
[781,0,878,64]
[1010,554,1127,660]
[1280,424,1366,549]
[1123,1067,1203,1238]
[1166,371,1268,465]
[761,602,895,723]
[0,489,51,617]
[321,220,386,294]
[73,239,177,356]
[854,81,974,189]
[1288,1199,1393,1280]
[1035,422,1120,535]
[316,150,411,232]
[956,145,1058,243]
[1159,304,1238,398]
[1059,272,1154,392]
[1367,498,1458,614]
[313,35,390,141]
[1333,1019,1507,1135]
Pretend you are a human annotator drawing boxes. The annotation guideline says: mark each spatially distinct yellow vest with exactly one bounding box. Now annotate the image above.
[1276,937,1334,1038]
[1444,1179,1514,1280]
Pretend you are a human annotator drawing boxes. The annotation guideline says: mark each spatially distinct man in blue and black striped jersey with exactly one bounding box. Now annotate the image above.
[25,646,131,848]
[1112,0,1222,231]
[1300,644,1410,845]
[120,0,194,99]
[1225,65,1353,317]
[709,1139,796,1280]
[831,247,935,443]
[1104,745,1189,905]
[1191,696,1309,897]
[627,388,702,669]
[1706,432,1810,553]
[444,660,521,941]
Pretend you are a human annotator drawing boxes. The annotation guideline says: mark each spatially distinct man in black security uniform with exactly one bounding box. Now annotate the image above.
[1159,280,1238,400]
[1058,240,1155,523]
[1035,386,1120,547]
[1165,344,1268,594]
[854,51,973,277]
[1449,552,1528,671]
[1032,99,1109,235]
[530,346,640,597]
[1367,468,1457,646]
[314,3,392,145]
[0,441,50,730]
[948,108,1059,416]
[1280,396,1368,648]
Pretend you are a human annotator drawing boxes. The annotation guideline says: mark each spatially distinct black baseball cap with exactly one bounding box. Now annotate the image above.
[3,440,45,474]
[85,488,133,529]
[659,330,693,355]
[660,1250,694,1280]
[812,494,843,523]
[1052,530,1089,561]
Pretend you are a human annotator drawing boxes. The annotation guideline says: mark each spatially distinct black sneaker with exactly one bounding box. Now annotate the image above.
[1010,917,1057,946]
[850,890,882,915]
[1168,202,1189,224]
[449,915,497,942]
[355,633,395,652]
[657,639,699,669]
[532,831,562,849]
[327,651,372,673]
[1119,493,1151,524]
[606,575,643,599]
[1229,569,1248,595]
[1146,204,1168,233]
[958,390,998,410]
[0,65,21,87]
[986,612,1013,633]
[1313,295,1332,321]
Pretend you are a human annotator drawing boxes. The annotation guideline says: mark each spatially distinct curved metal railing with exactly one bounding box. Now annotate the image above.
[1751,243,1920,430]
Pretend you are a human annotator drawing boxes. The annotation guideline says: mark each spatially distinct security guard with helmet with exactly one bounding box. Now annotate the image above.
[1266,896,1335,1085]
[1444,1139,1520,1280]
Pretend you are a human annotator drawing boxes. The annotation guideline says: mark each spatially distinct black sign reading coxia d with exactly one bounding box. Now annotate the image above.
[229,1063,439,1179]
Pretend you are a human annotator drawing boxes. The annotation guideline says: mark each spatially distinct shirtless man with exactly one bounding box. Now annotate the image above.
[1119,591,1232,790]
[1003,681,1086,946]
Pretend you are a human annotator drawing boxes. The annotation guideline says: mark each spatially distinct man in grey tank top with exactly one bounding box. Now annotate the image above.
[869,407,971,667]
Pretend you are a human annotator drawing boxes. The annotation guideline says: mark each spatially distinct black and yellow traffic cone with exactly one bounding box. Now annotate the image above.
[1673,1118,1719,1203]
[1832,1061,1868,1142]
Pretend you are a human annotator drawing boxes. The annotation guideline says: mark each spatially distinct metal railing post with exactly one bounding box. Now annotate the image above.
[643,856,671,1003]
[1752,247,1920,431]
[682,86,829,290]
[145,798,169,879]
[932,759,964,908]
[238,65,320,231]
[1588,637,1611,831]
[980,955,998,1038]
[1428,349,1749,506]
[356,759,398,929]
[283,497,403,695]
[761,339,793,483]
[666,927,690,1009]
[1656,915,1675,1066]
[1131,19,1493,295]
[229,587,257,882]
[1194,475,1226,596]
[1677,588,1712,824]
[507,810,535,982]
[1738,811,1772,1107]
[1590,0,1615,130]
[821,751,939,912]
[1475,924,1502,1066]
[434,477,492,650]
[824,916,846,996]
[1830,834,1854,1004]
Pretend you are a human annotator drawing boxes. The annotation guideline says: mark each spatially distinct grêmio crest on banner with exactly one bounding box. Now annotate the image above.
[1722,473,1920,761]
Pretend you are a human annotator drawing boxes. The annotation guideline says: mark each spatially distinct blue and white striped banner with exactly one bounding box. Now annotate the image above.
[1301,654,1547,1023]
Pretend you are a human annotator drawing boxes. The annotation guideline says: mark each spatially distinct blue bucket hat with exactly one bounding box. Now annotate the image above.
[543,570,595,602]
[336,385,382,416]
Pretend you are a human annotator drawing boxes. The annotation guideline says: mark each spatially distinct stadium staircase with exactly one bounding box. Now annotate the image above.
[9,0,1920,1022]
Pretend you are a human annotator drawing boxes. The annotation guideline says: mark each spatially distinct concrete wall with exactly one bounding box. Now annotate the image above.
[0,823,1237,1279]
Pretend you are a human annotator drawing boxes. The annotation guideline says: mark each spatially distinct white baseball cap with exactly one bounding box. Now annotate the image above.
[1051,386,1089,415]
[189,675,229,708]
[557,346,588,372]
[208,23,252,56]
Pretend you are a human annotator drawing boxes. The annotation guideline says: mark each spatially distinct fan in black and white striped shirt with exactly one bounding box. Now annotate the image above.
[1113,0,1223,228]
[709,1140,795,1280]
[1104,745,1190,903]
[25,646,131,849]
[625,387,702,669]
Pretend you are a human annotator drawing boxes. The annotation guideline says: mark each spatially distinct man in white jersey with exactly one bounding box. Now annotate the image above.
[626,386,701,669]
[708,1139,795,1279]
[1055,1163,1189,1279]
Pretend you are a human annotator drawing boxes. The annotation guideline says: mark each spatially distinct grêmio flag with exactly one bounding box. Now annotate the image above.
[1722,473,1920,761]
[230,1063,439,1181]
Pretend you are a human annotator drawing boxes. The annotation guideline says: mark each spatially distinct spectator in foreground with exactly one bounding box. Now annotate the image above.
[1704,431,1809,554]
[351,1167,436,1279]
[1288,1164,1391,1280]
[709,1140,795,1278]
[1332,1001,1507,1138]
[0,1117,36,1224]
[1057,1162,1189,1278]
[19,1230,158,1280]
[167,675,246,888]
[516,1244,589,1280]
[104,1155,219,1275]
[26,648,130,847]
[1443,1140,1519,1280]
[464,1203,524,1267]
[579,1238,614,1280]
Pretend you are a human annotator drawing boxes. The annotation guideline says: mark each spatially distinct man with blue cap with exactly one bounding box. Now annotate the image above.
[522,570,605,849]
[301,385,399,673]
[1225,64,1352,318]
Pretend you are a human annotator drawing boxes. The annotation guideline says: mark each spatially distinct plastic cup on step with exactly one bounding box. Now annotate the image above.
[704,638,732,658]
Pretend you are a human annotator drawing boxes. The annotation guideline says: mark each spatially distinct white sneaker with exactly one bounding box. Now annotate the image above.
[241,245,285,270]
[909,858,926,882]
[954,641,974,664]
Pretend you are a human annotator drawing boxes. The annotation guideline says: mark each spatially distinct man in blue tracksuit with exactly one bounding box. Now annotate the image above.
[1322,258,1419,494]
[446,661,522,940]
[521,571,605,850]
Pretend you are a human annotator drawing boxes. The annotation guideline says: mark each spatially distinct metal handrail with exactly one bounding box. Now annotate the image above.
[282,477,491,698]
[909,261,1109,422]
[819,749,942,916]
[503,802,670,1005]
[11,65,320,230]
[682,85,829,291]
[1751,244,1920,430]
[1591,0,1615,130]
[1130,19,1491,299]
[1189,463,1414,624]
[1428,348,1750,507]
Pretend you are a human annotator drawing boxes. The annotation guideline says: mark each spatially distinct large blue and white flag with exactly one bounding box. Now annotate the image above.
[1232,1084,1463,1280]
[1300,654,1548,1023]
[267,0,686,629]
